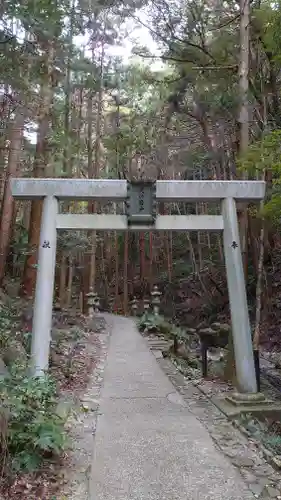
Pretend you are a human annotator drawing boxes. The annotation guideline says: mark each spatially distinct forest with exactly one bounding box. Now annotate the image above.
[2,0,281,497]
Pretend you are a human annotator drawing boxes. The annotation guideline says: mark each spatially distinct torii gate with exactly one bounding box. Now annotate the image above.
[11,178,265,396]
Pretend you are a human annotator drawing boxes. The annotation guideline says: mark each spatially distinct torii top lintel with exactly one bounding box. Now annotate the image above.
[10,178,266,202]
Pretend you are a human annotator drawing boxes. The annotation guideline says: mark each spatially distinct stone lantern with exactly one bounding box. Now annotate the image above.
[151,285,161,316]
[93,292,100,313]
[86,288,100,317]
[143,298,150,318]
[130,296,138,317]
[109,297,114,313]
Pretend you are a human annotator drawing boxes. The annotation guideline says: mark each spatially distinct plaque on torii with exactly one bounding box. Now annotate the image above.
[126,180,156,227]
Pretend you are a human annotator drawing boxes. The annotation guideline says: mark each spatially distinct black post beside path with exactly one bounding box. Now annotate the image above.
[253,349,261,392]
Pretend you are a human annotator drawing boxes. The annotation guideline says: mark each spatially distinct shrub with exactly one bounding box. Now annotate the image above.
[0,303,14,349]
[137,314,172,335]
[137,314,187,340]
[0,362,67,472]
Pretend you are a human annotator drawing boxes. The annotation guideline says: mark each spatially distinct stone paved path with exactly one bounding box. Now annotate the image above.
[89,315,255,500]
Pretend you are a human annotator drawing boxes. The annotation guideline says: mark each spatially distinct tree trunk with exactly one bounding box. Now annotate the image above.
[114,222,119,312]
[139,232,145,281]
[0,87,11,197]
[238,0,250,278]
[253,220,265,351]
[59,254,67,306]
[253,169,266,351]
[123,231,129,315]
[21,43,55,296]
[5,201,19,278]
[90,40,104,289]
[0,107,25,284]
[149,232,153,286]
[63,0,74,177]
[83,36,104,304]
[66,255,73,308]
[83,85,94,301]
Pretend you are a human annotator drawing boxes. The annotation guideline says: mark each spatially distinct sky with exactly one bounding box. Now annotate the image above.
[107,18,160,65]
[74,9,162,68]
[25,8,163,143]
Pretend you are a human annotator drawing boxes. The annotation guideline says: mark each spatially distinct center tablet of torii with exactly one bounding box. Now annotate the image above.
[126,180,156,226]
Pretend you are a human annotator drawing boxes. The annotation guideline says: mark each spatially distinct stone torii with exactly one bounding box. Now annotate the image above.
[11,177,265,399]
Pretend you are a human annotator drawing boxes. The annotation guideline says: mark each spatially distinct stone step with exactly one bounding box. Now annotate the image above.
[147,340,170,346]
[146,340,172,351]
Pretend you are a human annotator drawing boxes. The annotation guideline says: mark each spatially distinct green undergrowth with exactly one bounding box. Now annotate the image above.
[137,313,186,339]
[170,354,200,375]
[238,413,281,455]
[0,299,67,475]
[0,300,17,349]
[0,362,67,473]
